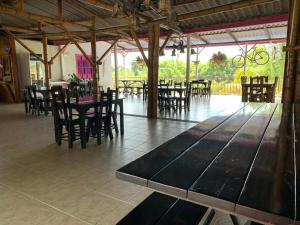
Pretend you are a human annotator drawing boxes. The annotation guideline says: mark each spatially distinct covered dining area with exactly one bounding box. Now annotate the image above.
[0,0,300,225]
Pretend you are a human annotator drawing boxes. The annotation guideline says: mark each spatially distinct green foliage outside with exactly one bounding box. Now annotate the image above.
[113,44,286,96]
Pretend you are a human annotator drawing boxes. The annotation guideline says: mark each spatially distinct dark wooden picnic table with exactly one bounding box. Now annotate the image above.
[66,96,124,149]
[117,102,298,225]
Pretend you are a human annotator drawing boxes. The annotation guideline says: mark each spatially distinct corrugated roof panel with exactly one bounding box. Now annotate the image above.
[234,29,267,42]
[269,27,287,39]
[203,33,233,44]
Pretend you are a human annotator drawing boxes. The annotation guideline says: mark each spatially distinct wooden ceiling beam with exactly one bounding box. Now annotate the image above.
[159,32,172,54]
[0,5,91,30]
[58,0,63,19]
[6,30,45,63]
[49,40,71,63]
[0,25,41,34]
[97,39,118,65]
[17,0,24,11]
[130,29,149,67]
[71,38,94,66]
[4,0,279,41]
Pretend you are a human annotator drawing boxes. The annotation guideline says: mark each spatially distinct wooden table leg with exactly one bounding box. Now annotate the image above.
[119,100,124,135]
[79,111,87,149]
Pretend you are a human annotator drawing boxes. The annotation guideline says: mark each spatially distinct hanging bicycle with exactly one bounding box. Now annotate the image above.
[232,44,270,68]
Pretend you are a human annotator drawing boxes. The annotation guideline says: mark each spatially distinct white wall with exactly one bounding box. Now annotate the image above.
[15,40,62,89]
[61,42,112,89]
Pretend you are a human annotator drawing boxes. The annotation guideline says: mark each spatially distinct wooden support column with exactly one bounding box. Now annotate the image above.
[147,24,160,119]
[9,36,21,102]
[91,31,98,96]
[42,36,50,88]
[186,34,191,83]
[114,45,119,89]
[282,0,300,103]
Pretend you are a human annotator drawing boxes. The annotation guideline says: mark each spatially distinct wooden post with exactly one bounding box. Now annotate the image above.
[123,54,126,79]
[282,0,300,103]
[42,36,50,88]
[9,36,21,102]
[195,48,199,79]
[91,31,98,96]
[147,24,160,119]
[114,44,119,89]
[243,44,248,77]
[186,34,191,83]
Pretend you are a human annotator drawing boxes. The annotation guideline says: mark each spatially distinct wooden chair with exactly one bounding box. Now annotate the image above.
[142,83,148,101]
[85,91,113,145]
[108,87,119,134]
[99,90,114,140]
[51,86,81,148]
[175,82,192,111]
[26,85,44,115]
[202,80,211,96]
[158,84,175,111]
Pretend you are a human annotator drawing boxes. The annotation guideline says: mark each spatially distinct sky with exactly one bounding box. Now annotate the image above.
[111,45,243,68]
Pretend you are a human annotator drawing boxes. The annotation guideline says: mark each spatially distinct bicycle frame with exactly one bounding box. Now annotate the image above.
[238,44,257,60]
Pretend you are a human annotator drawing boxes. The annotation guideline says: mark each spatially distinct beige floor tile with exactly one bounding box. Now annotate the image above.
[0,103,202,224]
[95,178,143,202]
[58,191,134,225]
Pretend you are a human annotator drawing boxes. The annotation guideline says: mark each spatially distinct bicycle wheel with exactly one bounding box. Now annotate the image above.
[232,55,245,68]
[254,50,269,65]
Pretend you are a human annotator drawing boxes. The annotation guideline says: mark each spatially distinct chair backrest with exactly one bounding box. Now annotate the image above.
[250,76,268,84]
[51,86,69,121]
[87,81,93,96]
[99,90,113,117]
[185,82,192,100]
[107,87,119,100]
[208,80,212,87]
[27,85,38,101]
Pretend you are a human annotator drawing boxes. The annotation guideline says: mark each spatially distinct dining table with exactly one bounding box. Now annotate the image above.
[66,96,124,149]
[119,79,145,94]
[158,86,187,110]
[116,102,299,225]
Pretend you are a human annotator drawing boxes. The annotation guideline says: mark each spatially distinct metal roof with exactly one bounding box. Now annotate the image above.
[0,0,289,48]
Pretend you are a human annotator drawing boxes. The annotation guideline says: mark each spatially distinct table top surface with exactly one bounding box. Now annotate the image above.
[116,102,299,225]
[158,86,187,90]
[242,82,274,86]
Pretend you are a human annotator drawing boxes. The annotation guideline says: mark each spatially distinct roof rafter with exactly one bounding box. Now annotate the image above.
[226,29,239,42]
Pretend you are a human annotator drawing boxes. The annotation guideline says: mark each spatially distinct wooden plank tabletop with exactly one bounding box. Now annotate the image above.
[116,103,297,225]
[236,105,295,225]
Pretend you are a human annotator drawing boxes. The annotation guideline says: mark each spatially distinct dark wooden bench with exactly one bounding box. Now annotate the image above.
[117,192,209,225]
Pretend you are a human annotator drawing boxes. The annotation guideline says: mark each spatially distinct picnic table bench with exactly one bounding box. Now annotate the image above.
[116,102,298,225]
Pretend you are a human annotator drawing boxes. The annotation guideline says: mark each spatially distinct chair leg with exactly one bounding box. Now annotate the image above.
[57,124,62,146]
[105,120,113,140]
[96,118,102,145]
[68,124,73,149]
[112,113,119,133]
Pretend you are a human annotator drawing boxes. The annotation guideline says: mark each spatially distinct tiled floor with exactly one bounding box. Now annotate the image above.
[0,103,197,225]
[123,94,242,122]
